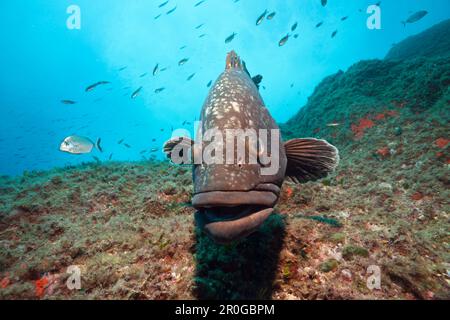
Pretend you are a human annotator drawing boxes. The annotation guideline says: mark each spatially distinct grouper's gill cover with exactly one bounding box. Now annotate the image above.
[194,51,287,196]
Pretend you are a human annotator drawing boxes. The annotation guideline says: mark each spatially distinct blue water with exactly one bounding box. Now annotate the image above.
[0,0,449,176]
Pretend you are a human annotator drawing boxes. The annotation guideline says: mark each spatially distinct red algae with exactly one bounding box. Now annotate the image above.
[285,186,293,198]
[351,118,375,139]
[411,192,424,201]
[0,277,10,289]
[376,147,390,158]
[35,276,49,298]
[434,138,449,149]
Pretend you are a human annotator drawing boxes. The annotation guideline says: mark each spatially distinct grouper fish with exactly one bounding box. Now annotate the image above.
[164,51,339,243]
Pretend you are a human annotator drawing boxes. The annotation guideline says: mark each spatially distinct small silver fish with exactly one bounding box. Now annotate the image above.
[267,12,276,20]
[225,32,237,43]
[85,81,110,92]
[61,100,76,105]
[291,22,298,31]
[256,10,268,25]
[59,136,102,155]
[331,30,338,38]
[155,87,165,93]
[194,0,205,7]
[153,63,159,76]
[279,34,289,46]
[187,73,196,81]
[166,6,177,15]
[316,21,323,28]
[131,87,143,99]
[207,80,212,87]
[178,58,189,66]
[402,10,428,26]
[326,123,341,127]
[158,1,169,8]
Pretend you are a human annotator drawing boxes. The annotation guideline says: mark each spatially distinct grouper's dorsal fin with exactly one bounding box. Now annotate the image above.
[284,138,339,184]
[226,50,243,70]
[163,137,194,164]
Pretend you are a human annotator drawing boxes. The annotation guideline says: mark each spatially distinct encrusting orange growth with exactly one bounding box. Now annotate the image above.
[411,192,424,201]
[376,147,390,158]
[35,276,49,298]
[0,277,10,289]
[351,118,375,139]
[434,138,449,149]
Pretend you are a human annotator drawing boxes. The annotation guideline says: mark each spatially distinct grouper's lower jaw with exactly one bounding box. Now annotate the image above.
[192,190,279,243]
[195,206,274,244]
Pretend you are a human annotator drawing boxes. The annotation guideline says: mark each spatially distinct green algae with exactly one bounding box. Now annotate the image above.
[342,245,369,260]
[319,259,339,273]
[296,214,342,228]
[328,232,346,243]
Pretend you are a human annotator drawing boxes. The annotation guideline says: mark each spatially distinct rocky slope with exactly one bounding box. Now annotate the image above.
[385,19,450,60]
[0,21,449,300]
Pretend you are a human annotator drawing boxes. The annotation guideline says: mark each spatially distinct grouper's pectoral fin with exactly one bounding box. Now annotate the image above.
[163,136,194,164]
[284,138,339,184]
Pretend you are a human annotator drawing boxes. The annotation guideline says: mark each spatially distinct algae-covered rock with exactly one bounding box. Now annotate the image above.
[328,232,346,243]
[319,259,339,273]
[342,245,369,260]
[385,19,450,60]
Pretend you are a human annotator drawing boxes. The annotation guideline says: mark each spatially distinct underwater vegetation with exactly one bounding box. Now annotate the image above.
[0,20,449,300]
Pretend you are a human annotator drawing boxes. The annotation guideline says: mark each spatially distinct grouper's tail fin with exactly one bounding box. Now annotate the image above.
[284,138,339,184]
[225,50,243,71]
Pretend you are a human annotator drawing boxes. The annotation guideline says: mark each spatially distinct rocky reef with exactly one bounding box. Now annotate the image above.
[0,21,449,300]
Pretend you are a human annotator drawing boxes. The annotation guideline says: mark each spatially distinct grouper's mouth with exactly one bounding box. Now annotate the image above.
[193,187,279,244]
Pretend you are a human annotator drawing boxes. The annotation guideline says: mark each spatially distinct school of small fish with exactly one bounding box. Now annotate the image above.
[56,0,429,162]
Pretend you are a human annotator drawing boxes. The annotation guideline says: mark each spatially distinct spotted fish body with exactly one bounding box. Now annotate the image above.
[188,52,287,242]
[194,52,287,196]
[164,51,339,243]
